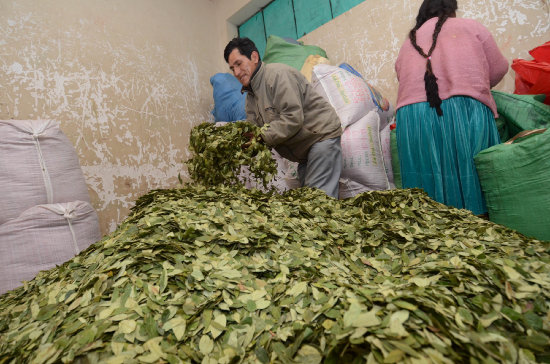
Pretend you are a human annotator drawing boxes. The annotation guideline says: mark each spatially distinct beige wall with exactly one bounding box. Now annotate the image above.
[1,0,221,234]
[1,0,548,235]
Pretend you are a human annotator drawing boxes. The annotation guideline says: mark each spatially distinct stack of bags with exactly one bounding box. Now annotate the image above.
[474,91,550,241]
[0,119,101,294]
[310,63,395,198]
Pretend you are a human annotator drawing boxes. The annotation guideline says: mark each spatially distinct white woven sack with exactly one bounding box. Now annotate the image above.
[0,201,101,294]
[339,111,390,199]
[339,179,377,200]
[380,122,396,189]
[0,120,91,225]
[311,64,394,130]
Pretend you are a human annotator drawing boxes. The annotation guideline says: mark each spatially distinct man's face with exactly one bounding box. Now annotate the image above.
[228,48,259,87]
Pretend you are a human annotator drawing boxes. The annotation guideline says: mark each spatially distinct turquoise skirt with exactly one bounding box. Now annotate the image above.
[396,96,501,215]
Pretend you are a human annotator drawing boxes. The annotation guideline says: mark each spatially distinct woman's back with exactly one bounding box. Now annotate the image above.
[395,17,508,116]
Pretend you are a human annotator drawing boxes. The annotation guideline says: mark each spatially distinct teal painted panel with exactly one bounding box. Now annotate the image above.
[238,12,267,58]
[331,0,365,18]
[293,0,332,37]
[264,0,297,40]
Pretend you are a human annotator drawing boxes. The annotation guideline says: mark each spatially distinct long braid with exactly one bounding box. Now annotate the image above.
[409,15,449,116]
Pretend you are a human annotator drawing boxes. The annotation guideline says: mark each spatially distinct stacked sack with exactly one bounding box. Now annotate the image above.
[263,35,330,82]
[491,90,550,141]
[210,73,247,123]
[474,91,550,241]
[0,120,101,294]
[311,64,396,198]
[474,128,550,241]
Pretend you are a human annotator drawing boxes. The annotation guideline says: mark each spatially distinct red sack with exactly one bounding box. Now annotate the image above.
[511,41,550,105]
[529,41,550,62]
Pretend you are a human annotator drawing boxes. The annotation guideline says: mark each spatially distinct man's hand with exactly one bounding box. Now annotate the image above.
[242,131,263,149]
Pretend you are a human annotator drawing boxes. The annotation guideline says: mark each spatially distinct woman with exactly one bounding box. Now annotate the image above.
[394,0,508,215]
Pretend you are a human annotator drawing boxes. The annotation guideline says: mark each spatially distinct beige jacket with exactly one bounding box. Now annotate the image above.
[244,62,341,163]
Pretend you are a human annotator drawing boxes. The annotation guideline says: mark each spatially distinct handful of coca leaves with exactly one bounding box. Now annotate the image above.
[0,186,549,363]
[186,121,277,188]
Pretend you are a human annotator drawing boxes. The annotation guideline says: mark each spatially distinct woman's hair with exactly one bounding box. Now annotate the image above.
[408,0,458,116]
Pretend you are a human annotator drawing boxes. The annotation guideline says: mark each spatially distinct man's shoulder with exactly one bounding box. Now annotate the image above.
[264,62,300,75]
[263,63,303,84]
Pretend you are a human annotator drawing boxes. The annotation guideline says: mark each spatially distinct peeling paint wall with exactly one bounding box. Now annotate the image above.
[299,0,550,106]
[1,0,220,235]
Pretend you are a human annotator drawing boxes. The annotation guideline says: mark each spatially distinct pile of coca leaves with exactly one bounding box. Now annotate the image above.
[186,122,277,189]
[0,184,549,363]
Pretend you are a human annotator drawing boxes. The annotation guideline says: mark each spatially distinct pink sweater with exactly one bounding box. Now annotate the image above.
[395,17,508,117]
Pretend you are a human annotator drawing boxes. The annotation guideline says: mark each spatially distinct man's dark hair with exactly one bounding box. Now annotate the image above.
[224,37,261,63]
[408,0,458,116]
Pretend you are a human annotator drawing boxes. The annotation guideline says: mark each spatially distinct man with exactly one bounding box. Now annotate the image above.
[223,37,343,198]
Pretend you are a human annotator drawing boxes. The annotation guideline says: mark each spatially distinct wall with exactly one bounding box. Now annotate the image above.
[0,0,221,235]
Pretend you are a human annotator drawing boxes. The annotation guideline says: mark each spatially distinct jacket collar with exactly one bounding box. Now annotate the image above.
[241,61,262,95]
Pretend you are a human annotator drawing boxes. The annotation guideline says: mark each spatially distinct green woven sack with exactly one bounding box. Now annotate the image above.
[491,91,550,137]
[494,117,510,142]
[390,127,402,189]
[262,35,327,71]
[474,129,550,241]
